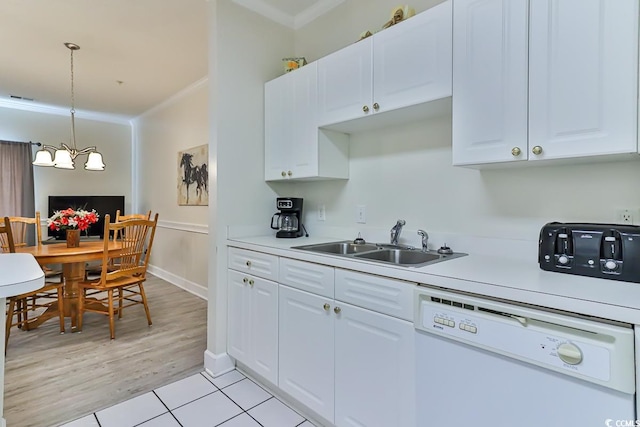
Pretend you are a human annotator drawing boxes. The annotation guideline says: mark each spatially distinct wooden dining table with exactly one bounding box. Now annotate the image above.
[15,240,123,331]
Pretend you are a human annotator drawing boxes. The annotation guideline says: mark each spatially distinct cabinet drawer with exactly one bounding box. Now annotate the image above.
[228,247,279,282]
[279,257,335,298]
[335,269,413,321]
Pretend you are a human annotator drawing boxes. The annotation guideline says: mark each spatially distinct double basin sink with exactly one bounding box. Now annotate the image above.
[292,241,466,268]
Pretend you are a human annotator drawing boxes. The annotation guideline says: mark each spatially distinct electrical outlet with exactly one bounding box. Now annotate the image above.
[356,205,366,224]
[318,204,326,221]
[616,208,634,224]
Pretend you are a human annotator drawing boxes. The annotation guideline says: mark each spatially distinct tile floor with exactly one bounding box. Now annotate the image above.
[59,369,316,427]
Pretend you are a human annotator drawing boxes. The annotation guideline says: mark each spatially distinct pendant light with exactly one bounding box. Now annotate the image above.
[32,42,106,171]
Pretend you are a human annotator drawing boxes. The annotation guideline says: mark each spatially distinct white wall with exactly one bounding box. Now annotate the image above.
[207,0,293,368]
[133,80,209,297]
[0,105,132,222]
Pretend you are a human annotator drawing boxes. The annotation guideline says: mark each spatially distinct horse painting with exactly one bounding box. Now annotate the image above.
[178,145,209,205]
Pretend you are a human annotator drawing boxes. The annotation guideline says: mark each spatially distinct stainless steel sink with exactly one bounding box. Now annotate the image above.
[292,241,380,255]
[353,249,442,265]
[292,241,466,267]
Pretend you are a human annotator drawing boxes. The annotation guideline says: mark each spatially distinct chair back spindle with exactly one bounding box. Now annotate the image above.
[0,217,16,253]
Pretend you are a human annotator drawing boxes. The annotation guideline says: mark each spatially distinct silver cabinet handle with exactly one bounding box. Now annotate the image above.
[323,303,330,311]
[334,306,341,314]
[246,260,251,267]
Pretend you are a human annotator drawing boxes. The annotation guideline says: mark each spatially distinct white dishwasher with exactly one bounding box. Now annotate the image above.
[414,287,636,426]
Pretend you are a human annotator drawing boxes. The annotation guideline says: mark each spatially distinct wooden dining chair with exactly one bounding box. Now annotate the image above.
[1,217,65,350]
[85,210,153,279]
[0,217,16,253]
[78,213,159,339]
[7,212,62,282]
[115,209,152,222]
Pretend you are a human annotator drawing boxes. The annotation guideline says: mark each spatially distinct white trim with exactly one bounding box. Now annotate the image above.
[0,98,132,125]
[232,0,294,28]
[294,0,346,29]
[157,220,209,234]
[231,0,344,29]
[147,266,207,300]
[134,77,208,120]
[204,350,235,377]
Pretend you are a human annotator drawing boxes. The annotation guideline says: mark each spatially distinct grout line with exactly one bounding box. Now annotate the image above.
[76,370,313,427]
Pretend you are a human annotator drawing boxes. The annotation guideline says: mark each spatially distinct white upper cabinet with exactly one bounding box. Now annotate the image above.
[265,62,349,182]
[373,0,452,113]
[451,0,528,165]
[528,0,638,161]
[317,1,453,128]
[452,0,639,166]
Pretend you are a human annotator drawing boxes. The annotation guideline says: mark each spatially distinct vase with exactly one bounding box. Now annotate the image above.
[66,229,81,248]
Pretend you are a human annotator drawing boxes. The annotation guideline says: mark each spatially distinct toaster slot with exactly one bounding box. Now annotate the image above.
[600,230,622,274]
[554,228,573,267]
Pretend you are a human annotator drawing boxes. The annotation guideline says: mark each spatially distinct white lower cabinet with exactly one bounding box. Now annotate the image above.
[227,269,278,386]
[228,248,415,426]
[279,284,335,421]
[334,302,415,427]
[278,270,415,426]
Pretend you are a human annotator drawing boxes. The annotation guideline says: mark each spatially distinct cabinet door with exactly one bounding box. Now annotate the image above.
[452,0,529,166]
[318,38,373,127]
[373,1,453,114]
[265,72,293,181]
[250,277,279,386]
[334,302,415,427]
[290,62,319,179]
[227,269,251,364]
[529,0,638,160]
[278,285,335,422]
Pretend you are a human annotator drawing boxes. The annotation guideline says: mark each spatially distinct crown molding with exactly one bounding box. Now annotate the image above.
[232,0,344,29]
[232,0,294,28]
[134,77,208,120]
[294,0,346,29]
[0,98,132,125]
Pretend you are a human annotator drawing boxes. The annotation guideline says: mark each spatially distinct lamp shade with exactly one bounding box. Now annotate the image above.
[53,149,74,169]
[32,149,55,166]
[84,152,105,171]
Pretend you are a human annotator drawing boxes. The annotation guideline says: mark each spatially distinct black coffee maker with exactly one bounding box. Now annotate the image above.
[271,197,306,238]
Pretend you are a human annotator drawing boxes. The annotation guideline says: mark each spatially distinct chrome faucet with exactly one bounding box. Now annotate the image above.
[390,220,406,245]
[417,229,429,252]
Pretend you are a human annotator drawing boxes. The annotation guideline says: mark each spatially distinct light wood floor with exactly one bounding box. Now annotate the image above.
[4,275,208,427]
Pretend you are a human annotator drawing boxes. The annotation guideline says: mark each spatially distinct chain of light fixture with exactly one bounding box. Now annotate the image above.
[32,42,106,171]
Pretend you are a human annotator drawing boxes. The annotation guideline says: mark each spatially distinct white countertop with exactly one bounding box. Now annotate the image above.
[0,253,45,297]
[227,235,640,325]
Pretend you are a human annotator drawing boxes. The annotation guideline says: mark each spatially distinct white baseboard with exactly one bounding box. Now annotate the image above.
[204,350,235,377]
[147,264,207,300]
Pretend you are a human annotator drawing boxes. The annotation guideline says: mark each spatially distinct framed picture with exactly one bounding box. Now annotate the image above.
[177,144,209,206]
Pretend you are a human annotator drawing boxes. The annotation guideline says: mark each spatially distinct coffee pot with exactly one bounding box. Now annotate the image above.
[270,197,305,238]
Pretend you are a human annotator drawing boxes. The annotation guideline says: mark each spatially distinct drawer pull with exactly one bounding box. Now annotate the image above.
[246,261,252,267]
[242,277,248,284]
[323,303,330,311]
[334,306,341,314]
[249,279,254,286]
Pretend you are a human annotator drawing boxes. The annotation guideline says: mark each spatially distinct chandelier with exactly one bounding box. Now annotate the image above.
[32,43,105,171]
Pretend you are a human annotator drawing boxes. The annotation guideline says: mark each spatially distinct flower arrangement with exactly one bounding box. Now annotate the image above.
[48,208,99,232]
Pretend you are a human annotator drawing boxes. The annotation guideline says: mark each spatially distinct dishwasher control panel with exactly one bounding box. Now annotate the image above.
[414,288,635,394]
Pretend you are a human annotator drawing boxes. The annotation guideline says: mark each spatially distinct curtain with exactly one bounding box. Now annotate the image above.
[0,140,36,243]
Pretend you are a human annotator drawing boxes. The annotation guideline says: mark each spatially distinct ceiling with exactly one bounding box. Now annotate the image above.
[0,0,342,119]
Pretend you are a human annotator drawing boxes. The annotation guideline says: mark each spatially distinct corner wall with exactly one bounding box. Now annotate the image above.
[206,0,294,373]
[133,80,209,298]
